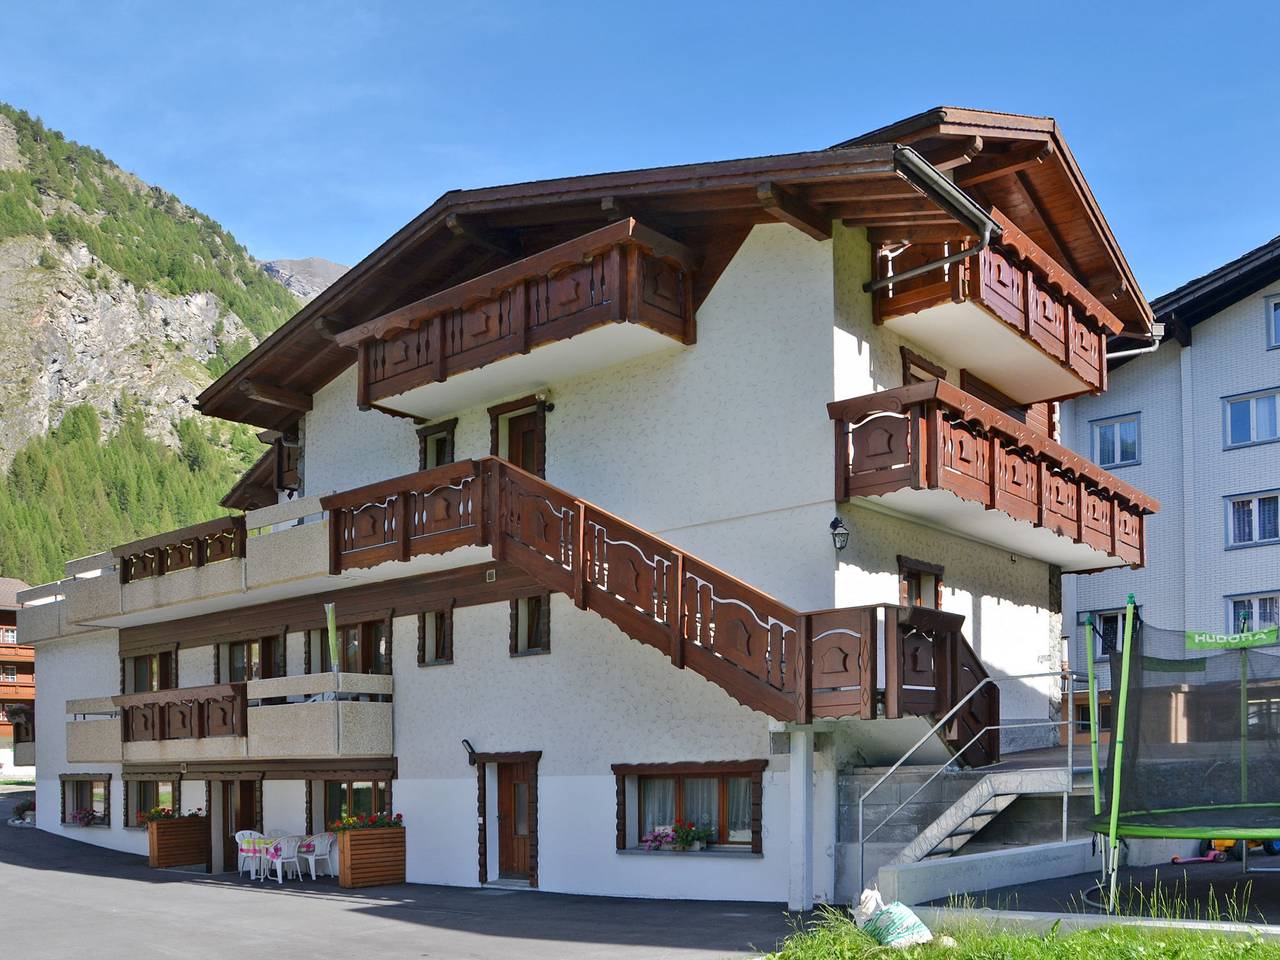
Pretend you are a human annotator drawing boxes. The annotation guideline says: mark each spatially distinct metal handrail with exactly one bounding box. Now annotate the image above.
[856,668,1087,891]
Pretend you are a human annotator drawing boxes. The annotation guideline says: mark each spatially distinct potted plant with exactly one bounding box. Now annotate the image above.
[12,798,34,824]
[330,811,405,888]
[144,807,209,869]
[71,807,103,827]
[641,819,713,852]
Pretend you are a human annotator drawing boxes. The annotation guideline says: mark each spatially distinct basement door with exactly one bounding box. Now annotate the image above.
[497,760,535,881]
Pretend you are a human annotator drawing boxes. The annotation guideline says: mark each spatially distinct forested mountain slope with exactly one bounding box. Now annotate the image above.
[0,103,344,585]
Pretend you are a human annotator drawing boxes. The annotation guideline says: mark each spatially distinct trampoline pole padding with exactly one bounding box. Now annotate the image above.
[1086,617,1101,818]
[1107,595,1138,909]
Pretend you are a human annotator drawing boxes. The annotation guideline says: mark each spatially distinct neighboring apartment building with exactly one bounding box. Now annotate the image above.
[21,107,1157,907]
[0,578,35,774]
[1063,237,1280,738]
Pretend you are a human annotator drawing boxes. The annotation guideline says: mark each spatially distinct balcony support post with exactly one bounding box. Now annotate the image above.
[669,553,685,669]
[787,728,815,912]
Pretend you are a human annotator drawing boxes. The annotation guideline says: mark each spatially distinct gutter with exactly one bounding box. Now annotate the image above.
[864,146,1002,293]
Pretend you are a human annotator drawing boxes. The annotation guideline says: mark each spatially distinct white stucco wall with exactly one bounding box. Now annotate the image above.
[391,597,790,901]
[33,629,149,855]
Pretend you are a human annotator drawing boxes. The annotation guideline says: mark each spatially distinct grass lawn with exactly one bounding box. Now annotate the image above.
[764,907,1280,958]
[0,780,34,787]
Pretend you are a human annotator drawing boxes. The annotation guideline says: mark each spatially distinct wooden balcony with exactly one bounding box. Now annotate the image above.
[334,219,697,419]
[873,210,1124,405]
[828,381,1158,572]
[0,645,34,663]
[82,674,394,764]
[115,516,246,585]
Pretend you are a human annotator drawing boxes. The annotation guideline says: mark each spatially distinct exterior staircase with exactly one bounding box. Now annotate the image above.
[321,457,1002,763]
[889,768,1072,865]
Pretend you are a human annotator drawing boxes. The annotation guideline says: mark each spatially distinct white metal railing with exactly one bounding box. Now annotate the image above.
[856,669,1086,891]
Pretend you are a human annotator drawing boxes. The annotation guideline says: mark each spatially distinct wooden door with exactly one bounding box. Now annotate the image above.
[496,761,534,880]
[506,411,543,476]
[221,779,257,870]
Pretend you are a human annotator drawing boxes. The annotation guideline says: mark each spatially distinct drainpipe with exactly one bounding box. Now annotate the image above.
[1105,342,1162,361]
[864,146,1001,294]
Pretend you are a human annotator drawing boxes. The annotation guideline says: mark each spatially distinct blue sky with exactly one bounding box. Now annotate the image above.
[3,1,1277,299]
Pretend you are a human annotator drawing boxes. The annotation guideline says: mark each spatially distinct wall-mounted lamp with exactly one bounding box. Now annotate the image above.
[461,738,476,765]
[829,517,850,551]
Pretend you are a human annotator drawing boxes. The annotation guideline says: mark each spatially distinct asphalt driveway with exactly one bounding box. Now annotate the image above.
[0,789,795,959]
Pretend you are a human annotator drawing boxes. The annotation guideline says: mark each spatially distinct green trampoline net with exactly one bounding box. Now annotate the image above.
[1092,611,1280,840]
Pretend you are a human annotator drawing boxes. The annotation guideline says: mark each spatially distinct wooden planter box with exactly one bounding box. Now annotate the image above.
[338,828,405,888]
[147,817,210,869]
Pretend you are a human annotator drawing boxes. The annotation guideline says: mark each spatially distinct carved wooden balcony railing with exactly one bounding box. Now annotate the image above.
[112,683,246,743]
[828,380,1158,568]
[322,458,998,764]
[873,210,1124,401]
[810,604,998,766]
[115,516,247,585]
[333,219,697,407]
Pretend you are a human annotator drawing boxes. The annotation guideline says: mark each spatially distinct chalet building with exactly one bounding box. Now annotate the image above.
[22,107,1157,907]
[1063,236,1280,739]
[0,578,35,775]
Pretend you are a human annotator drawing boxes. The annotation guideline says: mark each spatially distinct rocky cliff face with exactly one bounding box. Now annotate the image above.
[262,257,348,303]
[0,233,254,467]
[0,109,346,470]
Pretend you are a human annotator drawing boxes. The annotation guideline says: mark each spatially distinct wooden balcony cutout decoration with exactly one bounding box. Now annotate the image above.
[334,219,697,412]
[115,516,246,585]
[828,380,1158,572]
[871,208,1124,406]
[113,684,247,743]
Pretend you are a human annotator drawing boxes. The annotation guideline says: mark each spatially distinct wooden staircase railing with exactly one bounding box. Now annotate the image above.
[321,458,1000,763]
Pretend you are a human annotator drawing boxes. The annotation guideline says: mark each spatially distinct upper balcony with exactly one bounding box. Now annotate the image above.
[19,495,335,638]
[334,219,697,420]
[828,380,1158,572]
[65,673,393,765]
[872,210,1124,405]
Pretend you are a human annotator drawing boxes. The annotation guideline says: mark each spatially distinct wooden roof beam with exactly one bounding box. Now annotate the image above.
[313,316,356,350]
[238,380,313,413]
[956,142,1054,188]
[923,136,984,171]
[756,182,831,240]
[445,213,520,257]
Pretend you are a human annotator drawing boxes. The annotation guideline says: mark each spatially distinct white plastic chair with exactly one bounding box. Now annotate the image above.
[263,835,303,884]
[233,830,265,879]
[298,832,337,880]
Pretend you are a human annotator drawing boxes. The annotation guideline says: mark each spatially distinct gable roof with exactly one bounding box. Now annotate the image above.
[198,107,1152,433]
[1151,234,1280,328]
[839,106,1151,335]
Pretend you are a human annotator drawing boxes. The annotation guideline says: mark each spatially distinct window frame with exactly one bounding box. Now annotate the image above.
[510,594,551,656]
[314,618,393,675]
[1090,412,1142,469]
[417,418,458,471]
[322,779,391,825]
[0,664,16,682]
[1225,490,1280,549]
[611,761,767,854]
[1267,295,1280,351]
[126,779,179,828]
[1078,608,1131,660]
[123,651,177,694]
[898,555,943,610]
[900,345,946,386]
[417,608,454,666]
[1223,387,1280,450]
[60,773,111,827]
[488,395,548,478]
[224,634,287,683]
[0,625,17,644]
[1226,591,1280,633]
